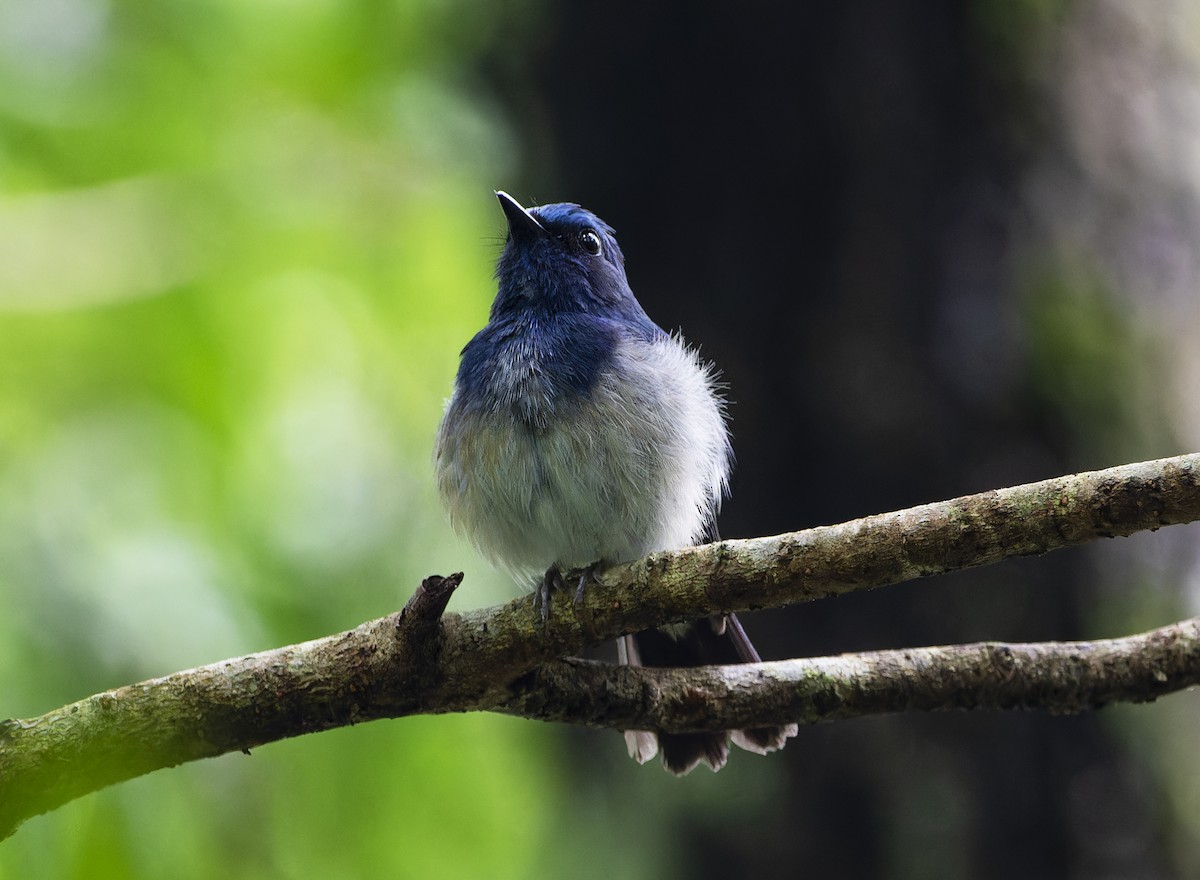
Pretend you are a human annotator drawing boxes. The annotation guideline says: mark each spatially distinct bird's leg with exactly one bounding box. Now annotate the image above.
[572,562,604,633]
[573,563,595,611]
[535,563,600,627]
[535,566,564,623]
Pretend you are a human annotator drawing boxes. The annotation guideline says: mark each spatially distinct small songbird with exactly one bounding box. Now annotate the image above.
[435,191,797,774]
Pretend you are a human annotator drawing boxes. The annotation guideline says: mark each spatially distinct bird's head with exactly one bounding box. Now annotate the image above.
[491,191,641,322]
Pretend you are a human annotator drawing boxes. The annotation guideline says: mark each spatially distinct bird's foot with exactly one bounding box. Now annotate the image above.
[536,563,602,632]
[535,566,564,624]
[572,562,603,634]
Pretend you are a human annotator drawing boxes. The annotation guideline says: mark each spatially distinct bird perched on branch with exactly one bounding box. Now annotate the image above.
[435,191,796,774]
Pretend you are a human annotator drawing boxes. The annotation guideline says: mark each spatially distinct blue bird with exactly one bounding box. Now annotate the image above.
[435,191,797,774]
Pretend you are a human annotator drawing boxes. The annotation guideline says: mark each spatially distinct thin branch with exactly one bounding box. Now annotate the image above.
[1,454,1198,839]
[506,617,1200,732]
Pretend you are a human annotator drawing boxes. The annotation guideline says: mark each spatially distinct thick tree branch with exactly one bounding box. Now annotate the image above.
[1,453,1198,839]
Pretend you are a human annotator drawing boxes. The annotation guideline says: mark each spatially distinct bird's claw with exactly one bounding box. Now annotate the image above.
[535,566,564,624]
[573,571,588,612]
[572,562,602,633]
[536,564,601,630]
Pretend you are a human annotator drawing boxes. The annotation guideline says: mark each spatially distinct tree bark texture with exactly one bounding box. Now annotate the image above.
[1,453,1197,839]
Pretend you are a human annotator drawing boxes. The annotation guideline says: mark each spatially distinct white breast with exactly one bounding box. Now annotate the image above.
[435,334,730,586]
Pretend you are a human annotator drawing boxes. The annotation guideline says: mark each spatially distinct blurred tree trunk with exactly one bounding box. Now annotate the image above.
[486,2,1200,877]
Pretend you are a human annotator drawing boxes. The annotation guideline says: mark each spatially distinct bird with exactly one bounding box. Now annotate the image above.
[434,190,797,774]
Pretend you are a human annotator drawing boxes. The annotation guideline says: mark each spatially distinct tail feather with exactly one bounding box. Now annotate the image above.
[660,732,729,775]
[619,615,796,774]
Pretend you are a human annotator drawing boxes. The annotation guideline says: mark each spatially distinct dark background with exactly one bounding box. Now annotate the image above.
[484,3,1193,877]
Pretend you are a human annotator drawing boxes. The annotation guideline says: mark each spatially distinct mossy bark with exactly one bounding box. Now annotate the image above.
[2,454,1198,839]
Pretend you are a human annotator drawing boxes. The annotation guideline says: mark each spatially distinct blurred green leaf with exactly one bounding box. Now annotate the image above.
[0,0,563,875]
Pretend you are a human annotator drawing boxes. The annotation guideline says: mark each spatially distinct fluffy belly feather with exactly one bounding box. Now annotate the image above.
[435,337,728,585]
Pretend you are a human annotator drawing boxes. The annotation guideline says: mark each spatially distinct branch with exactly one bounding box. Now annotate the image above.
[507,617,1200,731]
[2,454,1198,839]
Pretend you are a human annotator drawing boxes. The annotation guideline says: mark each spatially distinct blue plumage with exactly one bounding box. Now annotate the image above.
[434,191,795,774]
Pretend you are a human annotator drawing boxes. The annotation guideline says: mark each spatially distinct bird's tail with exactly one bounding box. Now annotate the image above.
[618,614,798,775]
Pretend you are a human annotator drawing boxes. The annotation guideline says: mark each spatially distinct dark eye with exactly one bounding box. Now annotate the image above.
[579,230,602,255]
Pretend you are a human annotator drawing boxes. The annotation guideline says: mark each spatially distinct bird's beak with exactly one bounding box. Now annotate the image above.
[495,190,546,243]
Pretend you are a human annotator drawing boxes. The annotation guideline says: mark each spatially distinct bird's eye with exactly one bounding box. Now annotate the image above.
[579,230,602,256]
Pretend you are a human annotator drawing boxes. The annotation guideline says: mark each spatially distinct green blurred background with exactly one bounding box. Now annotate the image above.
[3,0,1200,877]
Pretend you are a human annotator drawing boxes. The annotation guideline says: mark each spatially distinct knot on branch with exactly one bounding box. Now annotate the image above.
[392,573,462,693]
